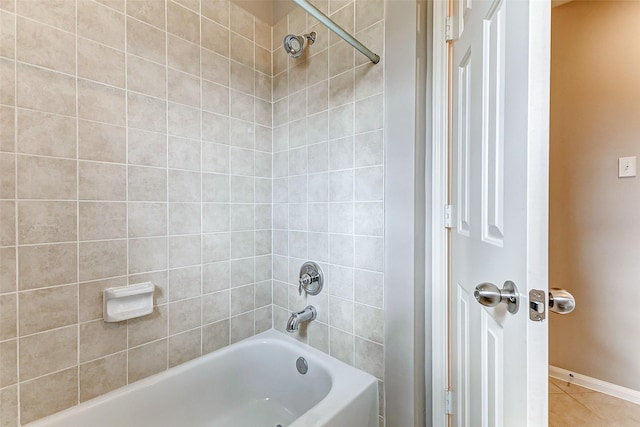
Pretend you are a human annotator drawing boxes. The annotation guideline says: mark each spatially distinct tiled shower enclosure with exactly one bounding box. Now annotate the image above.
[0,0,386,425]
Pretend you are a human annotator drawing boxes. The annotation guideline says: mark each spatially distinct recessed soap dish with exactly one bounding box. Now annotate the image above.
[103,282,154,323]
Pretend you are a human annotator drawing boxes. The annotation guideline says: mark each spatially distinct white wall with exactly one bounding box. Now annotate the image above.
[549,0,640,391]
[384,0,428,425]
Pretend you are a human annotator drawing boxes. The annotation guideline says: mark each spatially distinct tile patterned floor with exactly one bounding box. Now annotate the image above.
[549,377,640,426]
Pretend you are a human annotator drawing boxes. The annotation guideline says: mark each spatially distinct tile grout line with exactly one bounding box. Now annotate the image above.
[2,58,273,110]
[12,0,20,422]
[163,0,170,376]
[199,0,204,358]
[350,1,357,367]
[226,2,232,347]
[302,9,310,345]
[378,10,387,412]
[320,9,333,359]
[251,10,256,338]
[549,379,609,424]
[123,0,131,389]
[74,0,80,407]
[269,17,274,334]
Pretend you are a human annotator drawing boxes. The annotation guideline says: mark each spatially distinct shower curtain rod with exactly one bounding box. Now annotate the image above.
[291,0,381,64]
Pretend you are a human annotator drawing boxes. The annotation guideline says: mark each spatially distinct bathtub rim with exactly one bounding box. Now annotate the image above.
[25,328,378,427]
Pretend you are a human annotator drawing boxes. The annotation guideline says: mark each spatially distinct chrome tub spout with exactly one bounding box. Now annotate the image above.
[286,306,317,332]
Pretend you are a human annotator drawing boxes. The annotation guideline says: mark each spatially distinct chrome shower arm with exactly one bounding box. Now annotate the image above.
[291,0,381,64]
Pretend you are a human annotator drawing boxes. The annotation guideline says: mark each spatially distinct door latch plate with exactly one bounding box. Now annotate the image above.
[529,289,546,322]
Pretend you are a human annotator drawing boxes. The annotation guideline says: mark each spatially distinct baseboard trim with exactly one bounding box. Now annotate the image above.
[549,365,640,405]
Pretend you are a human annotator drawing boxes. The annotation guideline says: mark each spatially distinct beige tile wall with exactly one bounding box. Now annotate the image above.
[270,1,385,425]
[0,0,387,425]
[0,0,273,424]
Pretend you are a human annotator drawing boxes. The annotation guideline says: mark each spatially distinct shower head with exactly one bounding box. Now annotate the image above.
[283,32,316,58]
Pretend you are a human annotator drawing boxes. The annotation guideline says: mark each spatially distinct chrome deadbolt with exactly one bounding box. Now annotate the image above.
[474,281,520,314]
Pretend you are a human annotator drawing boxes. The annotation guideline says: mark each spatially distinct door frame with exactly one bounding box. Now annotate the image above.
[430,1,450,426]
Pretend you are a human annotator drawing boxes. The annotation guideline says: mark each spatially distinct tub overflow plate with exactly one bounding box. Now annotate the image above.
[296,357,308,375]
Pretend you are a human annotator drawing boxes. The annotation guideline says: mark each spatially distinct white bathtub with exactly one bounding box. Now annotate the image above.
[27,329,378,427]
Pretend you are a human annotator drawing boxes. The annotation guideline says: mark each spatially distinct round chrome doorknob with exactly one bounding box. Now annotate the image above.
[474,281,520,314]
[474,283,502,307]
[549,288,575,314]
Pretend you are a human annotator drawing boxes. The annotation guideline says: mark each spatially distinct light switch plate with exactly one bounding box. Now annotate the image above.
[618,156,637,178]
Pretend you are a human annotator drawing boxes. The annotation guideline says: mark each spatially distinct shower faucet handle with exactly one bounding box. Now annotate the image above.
[298,271,319,295]
[298,261,324,296]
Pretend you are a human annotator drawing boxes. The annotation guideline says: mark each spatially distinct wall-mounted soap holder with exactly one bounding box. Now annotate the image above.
[103,282,154,322]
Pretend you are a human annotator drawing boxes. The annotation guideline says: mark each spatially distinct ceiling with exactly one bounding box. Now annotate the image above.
[231,0,297,25]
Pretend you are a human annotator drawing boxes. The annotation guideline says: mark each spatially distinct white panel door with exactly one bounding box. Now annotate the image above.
[450,0,550,425]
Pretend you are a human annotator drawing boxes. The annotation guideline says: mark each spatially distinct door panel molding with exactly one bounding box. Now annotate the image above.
[457,49,472,237]
[481,0,506,247]
[456,285,471,426]
[481,310,504,427]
